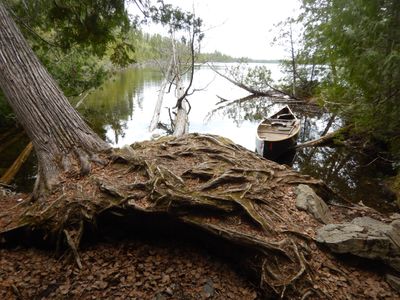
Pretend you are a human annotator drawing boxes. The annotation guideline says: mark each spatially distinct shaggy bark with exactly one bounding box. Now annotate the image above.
[0,3,110,196]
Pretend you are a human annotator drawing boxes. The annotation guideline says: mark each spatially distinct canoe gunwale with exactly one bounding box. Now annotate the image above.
[256,105,300,143]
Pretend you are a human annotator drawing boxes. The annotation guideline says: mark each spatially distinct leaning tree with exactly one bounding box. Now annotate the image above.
[0,0,196,197]
[0,2,111,197]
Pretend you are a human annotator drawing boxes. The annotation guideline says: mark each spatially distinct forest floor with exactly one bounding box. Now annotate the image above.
[1,134,400,299]
[1,190,399,300]
[0,191,259,300]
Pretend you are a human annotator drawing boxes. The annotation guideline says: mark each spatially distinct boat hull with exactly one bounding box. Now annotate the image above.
[255,105,300,163]
[256,134,298,161]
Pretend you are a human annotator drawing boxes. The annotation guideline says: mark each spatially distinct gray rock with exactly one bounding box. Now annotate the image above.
[386,274,400,293]
[295,184,334,224]
[390,213,400,220]
[203,278,214,298]
[316,217,400,271]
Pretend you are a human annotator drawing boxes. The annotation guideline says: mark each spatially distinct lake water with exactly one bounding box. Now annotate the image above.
[2,63,398,212]
[77,63,284,149]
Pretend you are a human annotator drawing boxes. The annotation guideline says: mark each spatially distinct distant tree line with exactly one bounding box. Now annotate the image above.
[0,1,249,128]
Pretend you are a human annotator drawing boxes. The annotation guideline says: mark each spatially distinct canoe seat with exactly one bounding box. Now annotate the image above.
[271,122,287,127]
[266,119,295,126]
[268,118,293,122]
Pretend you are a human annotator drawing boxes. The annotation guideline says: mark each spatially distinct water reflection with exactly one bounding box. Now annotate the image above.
[73,67,164,145]
[1,63,397,211]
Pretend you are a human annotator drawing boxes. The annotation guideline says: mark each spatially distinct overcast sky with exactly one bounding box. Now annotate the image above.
[131,0,301,60]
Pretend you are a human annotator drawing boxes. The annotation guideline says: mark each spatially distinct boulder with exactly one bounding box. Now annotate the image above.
[295,184,334,224]
[316,217,400,271]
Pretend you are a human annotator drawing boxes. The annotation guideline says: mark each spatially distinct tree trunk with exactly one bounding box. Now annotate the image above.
[210,64,303,101]
[173,86,189,136]
[295,127,346,149]
[289,24,297,98]
[170,34,189,136]
[320,114,336,137]
[0,3,110,196]
[149,57,174,132]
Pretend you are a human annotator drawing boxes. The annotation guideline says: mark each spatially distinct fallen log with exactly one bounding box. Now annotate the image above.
[0,142,33,185]
[295,130,338,149]
[295,126,350,149]
[209,64,303,101]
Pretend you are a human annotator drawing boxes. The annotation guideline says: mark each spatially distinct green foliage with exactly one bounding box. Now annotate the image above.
[132,32,175,62]
[7,0,131,56]
[40,49,108,97]
[147,1,203,37]
[110,40,136,67]
[243,66,273,91]
[271,17,323,99]
[229,63,275,93]
[279,63,321,99]
[297,0,400,157]
[2,0,135,100]
[0,0,203,125]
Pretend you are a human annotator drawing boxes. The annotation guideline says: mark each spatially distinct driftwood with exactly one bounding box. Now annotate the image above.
[163,29,194,137]
[1,133,359,299]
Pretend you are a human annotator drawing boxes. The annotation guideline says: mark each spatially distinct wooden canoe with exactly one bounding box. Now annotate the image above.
[255,105,300,161]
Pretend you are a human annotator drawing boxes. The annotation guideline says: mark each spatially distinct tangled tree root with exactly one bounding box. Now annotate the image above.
[0,134,350,298]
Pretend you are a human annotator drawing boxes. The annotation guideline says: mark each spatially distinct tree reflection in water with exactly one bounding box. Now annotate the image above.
[3,65,398,212]
[209,95,397,212]
[74,67,164,144]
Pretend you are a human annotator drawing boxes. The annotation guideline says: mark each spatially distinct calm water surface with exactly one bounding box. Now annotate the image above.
[2,63,398,212]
